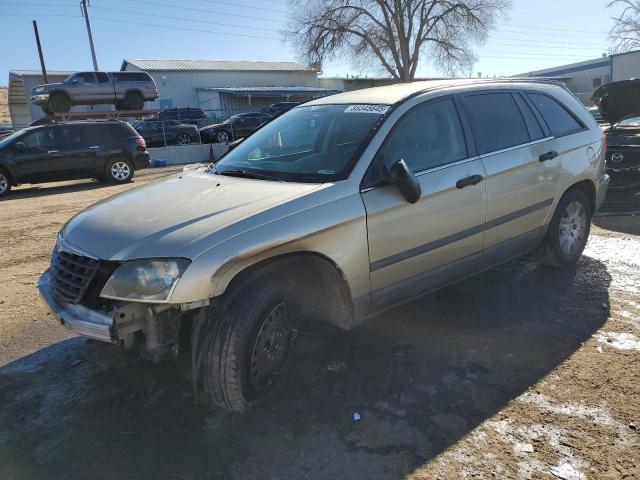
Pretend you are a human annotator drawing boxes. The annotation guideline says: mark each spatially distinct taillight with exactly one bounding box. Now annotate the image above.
[135,137,146,149]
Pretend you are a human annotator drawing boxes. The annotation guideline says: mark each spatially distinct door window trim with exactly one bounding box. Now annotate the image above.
[360,94,473,190]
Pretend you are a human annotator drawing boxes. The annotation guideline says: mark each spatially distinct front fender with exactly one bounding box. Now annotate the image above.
[168,192,371,306]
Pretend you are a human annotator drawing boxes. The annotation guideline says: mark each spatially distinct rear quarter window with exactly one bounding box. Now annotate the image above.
[527,93,584,137]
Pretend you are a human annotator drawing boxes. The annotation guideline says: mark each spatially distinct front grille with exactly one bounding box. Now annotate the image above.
[50,247,100,304]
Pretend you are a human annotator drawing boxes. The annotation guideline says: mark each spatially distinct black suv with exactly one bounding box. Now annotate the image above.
[0,121,150,197]
[159,107,206,124]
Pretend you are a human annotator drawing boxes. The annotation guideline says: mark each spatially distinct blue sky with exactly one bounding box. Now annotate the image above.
[0,0,624,85]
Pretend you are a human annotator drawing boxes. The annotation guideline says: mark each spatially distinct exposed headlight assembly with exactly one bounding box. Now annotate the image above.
[35,87,44,93]
[100,258,190,302]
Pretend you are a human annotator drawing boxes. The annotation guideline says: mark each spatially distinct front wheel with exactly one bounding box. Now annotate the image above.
[538,189,592,267]
[49,93,71,113]
[0,169,12,197]
[104,158,134,184]
[176,133,191,145]
[193,281,297,411]
[216,130,230,144]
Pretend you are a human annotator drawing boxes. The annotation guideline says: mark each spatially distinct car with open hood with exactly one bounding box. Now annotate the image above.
[593,79,640,188]
[38,79,608,411]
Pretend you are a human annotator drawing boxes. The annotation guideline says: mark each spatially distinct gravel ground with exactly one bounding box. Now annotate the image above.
[0,170,639,480]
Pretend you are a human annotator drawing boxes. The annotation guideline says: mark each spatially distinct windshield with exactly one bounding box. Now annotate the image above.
[0,129,23,149]
[214,104,388,183]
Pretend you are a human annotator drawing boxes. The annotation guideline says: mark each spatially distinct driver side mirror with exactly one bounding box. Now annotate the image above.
[386,159,421,204]
[12,142,25,154]
[70,78,79,84]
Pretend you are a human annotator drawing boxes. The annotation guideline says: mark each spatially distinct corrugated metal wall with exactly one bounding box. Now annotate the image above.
[125,64,318,110]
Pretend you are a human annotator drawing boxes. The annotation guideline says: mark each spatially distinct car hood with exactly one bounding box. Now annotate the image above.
[33,82,63,92]
[61,171,323,260]
[593,79,640,125]
[200,123,225,132]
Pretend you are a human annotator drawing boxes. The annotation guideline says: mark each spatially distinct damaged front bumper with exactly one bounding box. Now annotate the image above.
[38,270,115,342]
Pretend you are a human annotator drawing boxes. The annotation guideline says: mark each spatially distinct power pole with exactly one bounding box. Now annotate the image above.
[80,0,98,71]
[32,20,48,84]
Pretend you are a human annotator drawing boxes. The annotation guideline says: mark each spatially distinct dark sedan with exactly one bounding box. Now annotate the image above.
[593,79,640,188]
[261,102,299,118]
[199,112,272,144]
[132,119,199,147]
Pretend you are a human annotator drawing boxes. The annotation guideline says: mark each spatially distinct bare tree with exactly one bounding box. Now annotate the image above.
[286,0,510,81]
[609,0,640,52]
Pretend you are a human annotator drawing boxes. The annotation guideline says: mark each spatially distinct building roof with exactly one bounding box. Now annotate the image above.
[306,78,563,106]
[195,86,339,96]
[121,59,314,72]
[10,70,75,79]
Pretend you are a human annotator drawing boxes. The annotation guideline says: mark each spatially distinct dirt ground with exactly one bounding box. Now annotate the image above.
[0,169,639,480]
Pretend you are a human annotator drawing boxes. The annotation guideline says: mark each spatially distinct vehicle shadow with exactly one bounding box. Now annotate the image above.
[593,215,640,235]
[0,255,611,480]
[3,180,112,200]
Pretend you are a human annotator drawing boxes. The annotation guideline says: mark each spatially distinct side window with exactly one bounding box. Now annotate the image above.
[464,93,530,154]
[514,94,544,141]
[377,98,467,173]
[527,93,584,137]
[58,127,90,149]
[96,72,109,83]
[76,72,96,84]
[19,128,57,153]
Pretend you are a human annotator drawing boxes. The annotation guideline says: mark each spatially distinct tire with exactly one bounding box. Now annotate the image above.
[0,169,12,197]
[115,102,126,111]
[193,280,297,411]
[124,91,144,111]
[538,189,592,267]
[176,133,191,146]
[48,92,71,113]
[104,157,134,184]
[216,130,230,144]
[41,105,53,117]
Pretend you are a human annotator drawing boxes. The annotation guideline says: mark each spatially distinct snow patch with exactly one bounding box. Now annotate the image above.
[595,331,640,351]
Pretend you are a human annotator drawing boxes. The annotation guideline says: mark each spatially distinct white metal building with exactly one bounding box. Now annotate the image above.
[515,49,640,105]
[120,59,337,116]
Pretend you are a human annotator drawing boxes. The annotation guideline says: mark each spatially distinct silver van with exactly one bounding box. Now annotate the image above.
[38,79,609,410]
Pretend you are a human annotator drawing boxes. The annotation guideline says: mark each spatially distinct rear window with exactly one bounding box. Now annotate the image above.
[112,72,152,82]
[99,123,139,142]
[464,93,530,153]
[527,93,584,137]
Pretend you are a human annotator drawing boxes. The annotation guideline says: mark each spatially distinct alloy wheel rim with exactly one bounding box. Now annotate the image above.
[111,161,131,181]
[248,302,294,392]
[218,131,229,143]
[177,133,190,145]
[559,201,588,256]
[0,173,7,193]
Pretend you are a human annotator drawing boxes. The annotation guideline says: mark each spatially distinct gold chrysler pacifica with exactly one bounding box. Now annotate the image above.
[39,79,609,410]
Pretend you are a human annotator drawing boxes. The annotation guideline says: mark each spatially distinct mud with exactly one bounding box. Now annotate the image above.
[1,173,639,479]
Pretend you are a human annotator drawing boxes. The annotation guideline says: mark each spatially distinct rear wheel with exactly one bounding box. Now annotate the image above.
[124,91,144,110]
[0,169,12,197]
[193,280,297,411]
[216,130,230,144]
[104,157,134,184]
[49,93,71,113]
[539,189,592,267]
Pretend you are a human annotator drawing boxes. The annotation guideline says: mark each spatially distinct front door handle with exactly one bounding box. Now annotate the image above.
[539,151,558,162]
[456,174,483,189]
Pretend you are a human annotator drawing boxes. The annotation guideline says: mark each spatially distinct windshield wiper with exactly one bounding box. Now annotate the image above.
[215,168,284,182]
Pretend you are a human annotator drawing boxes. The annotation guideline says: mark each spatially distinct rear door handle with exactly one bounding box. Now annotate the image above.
[456,175,483,189]
[539,151,558,162]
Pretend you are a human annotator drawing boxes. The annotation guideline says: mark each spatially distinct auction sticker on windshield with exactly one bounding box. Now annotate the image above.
[344,104,390,114]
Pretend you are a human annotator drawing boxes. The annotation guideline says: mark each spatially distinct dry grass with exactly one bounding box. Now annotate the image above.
[0,87,9,125]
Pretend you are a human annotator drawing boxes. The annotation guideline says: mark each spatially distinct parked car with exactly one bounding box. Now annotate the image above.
[593,79,640,188]
[31,71,158,114]
[199,112,273,143]
[132,119,199,146]
[38,80,608,411]
[159,107,206,124]
[261,102,300,118]
[0,120,149,196]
